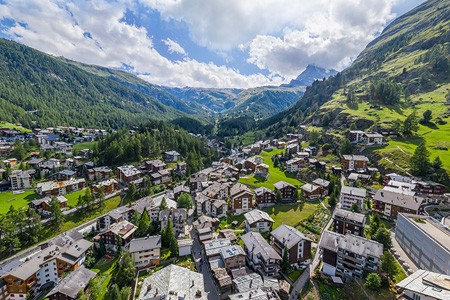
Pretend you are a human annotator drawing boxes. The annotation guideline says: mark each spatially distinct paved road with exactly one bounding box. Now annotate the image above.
[190,226,220,299]
[390,230,418,273]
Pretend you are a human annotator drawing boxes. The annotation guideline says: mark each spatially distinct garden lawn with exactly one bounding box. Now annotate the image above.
[64,188,87,208]
[72,141,98,151]
[0,190,39,214]
[239,149,304,189]
[91,256,119,300]
[287,269,303,283]
[264,203,318,229]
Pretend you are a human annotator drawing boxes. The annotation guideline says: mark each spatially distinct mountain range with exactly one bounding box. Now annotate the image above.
[0,38,336,128]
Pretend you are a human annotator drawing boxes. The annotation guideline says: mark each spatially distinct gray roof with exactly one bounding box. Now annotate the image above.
[312,178,330,187]
[273,181,295,190]
[232,273,264,293]
[301,183,320,193]
[340,186,366,198]
[333,208,366,224]
[241,232,281,261]
[204,238,231,257]
[107,220,137,239]
[117,165,141,177]
[31,195,67,206]
[244,209,274,225]
[396,269,450,300]
[230,183,252,197]
[319,231,383,258]
[165,150,181,156]
[220,245,246,260]
[342,155,369,162]
[128,235,161,253]
[255,187,275,196]
[159,208,187,222]
[138,265,207,299]
[271,225,311,249]
[46,266,96,299]
[373,187,424,211]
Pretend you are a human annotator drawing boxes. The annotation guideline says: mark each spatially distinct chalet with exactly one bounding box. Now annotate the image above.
[53,141,73,156]
[348,173,371,185]
[45,266,96,300]
[286,157,307,173]
[372,186,425,218]
[128,235,162,268]
[244,209,274,233]
[95,220,137,251]
[301,183,322,200]
[245,156,264,172]
[27,158,44,169]
[332,208,366,237]
[9,170,32,190]
[189,171,208,192]
[254,163,269,178]
[204,238,232,261]
[202,182,230,200]
[254,187,276,208]
[271,225,312,265]
[54,169,76,181]
[319,231,383,279]
[30,196,68,215]
[163,150,181,162]
[384,173,411,185]
[230,183,255,215]
[176,162,188,175]
[0,145,11,157]
[312,178,330,195]
[144,159,166,173]
[1,237,92,299]
[36,179,86,197]
[241,232,281,277]
[339,186,366,211]
[116,165,141,184]
[91,179,119,196]
[220,245,246,272]
[3,158,17,167]
[159,208,187,237]
[88,166,112,181]
[413,180,446,195]
[348,131,384,145]
[273,181,297,203]
[286,143,299,156]
[341,155,369,171]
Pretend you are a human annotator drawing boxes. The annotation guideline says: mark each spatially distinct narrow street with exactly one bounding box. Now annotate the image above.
[188,209,220,299]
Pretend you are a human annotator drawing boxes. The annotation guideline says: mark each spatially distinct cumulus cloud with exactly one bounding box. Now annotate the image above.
[143,0,399,78]
[246,0,396,78]
[0,0,281,88]
[162,38,187,56]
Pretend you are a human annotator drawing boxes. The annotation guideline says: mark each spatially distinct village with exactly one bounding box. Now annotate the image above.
[0,124,449,300]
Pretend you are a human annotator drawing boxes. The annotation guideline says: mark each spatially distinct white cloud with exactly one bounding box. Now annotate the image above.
[246,0,396,78]
[0,0,281,88]
[162,38,187,56]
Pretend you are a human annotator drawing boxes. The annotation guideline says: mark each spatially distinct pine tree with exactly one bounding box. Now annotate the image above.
[136,208,152,238]
[159,197,168,210]
[115,251,136,288]
[410,142,431,176]
[276,190,282,204]
[50,196,64,229]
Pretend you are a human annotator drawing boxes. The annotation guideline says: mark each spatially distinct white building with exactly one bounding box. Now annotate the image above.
[339,186,366,211]
[128,235,161,268]
[396,269,450,300]
[244,209,274,233]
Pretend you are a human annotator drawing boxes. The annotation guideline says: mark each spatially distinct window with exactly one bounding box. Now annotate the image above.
[412,294,421,300]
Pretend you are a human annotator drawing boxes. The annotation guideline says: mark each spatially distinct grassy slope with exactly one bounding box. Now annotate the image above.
[239,148,304,189]
[0,122,32,133]
[0,190,38,214]
[317,0,450,172]
[72,141,98,151]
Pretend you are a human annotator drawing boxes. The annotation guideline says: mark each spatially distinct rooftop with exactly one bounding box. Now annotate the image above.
[396,269,450,300]
[271,224,312,249]
[320,230,383,258]
[138,265,207,300]
[402,214,450,251]
[244,209,274,225]
[220,245,246,260]
[333,208,366,224]
[340,186,366,198]
[128,235,161,253]
[46,266,96,299]
[241,232,281,261]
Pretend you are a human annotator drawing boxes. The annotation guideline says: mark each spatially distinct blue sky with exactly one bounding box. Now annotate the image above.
[0,0,426,88]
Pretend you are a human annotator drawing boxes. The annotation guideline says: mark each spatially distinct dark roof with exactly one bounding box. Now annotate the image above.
[46,266,96,299]
[129,235,162,253]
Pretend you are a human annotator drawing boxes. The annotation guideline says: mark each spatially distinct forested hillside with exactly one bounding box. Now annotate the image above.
[0,39,183,129]
[93,121,219,174]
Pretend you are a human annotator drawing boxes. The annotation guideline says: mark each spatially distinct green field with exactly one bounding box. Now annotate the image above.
[265,203,317,228]
[64,188,87,207]
[73,141,98,151]
[239,149,304,189]
[0,122,32,133]
[0,190,39,214]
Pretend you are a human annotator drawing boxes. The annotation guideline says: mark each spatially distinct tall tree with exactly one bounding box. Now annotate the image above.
[339,138,353,155]
[276,190,282,204]
[373,225,392,249]
[136,208,153,238]
[381,251,397,280]
[177,193,193,209]
[410,142,431,176]
[159,197,168,210]
[281,247,290,273]
[50,196,64,229]
[115,251,136,288]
